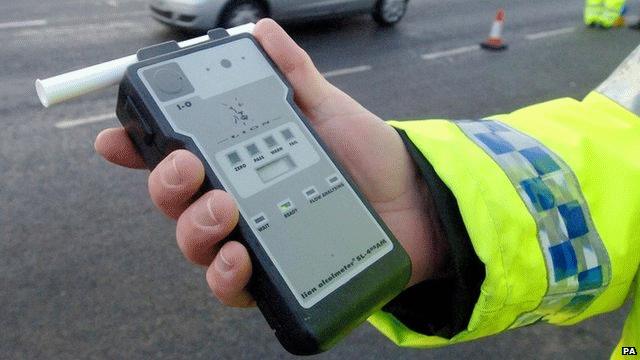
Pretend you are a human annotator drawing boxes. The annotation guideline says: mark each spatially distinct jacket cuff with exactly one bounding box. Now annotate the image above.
[380,127,484,339]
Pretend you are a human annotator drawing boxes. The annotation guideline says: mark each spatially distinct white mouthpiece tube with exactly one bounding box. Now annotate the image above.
[35,22,255,107]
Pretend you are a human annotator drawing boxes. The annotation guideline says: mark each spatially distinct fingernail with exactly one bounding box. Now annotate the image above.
[215,248,234,273]
[161,152,184,187]
[194,193,219,228]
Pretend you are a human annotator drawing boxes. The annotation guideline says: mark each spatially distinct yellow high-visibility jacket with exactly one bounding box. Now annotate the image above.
[370,46,640,359]
[584,0,626,27]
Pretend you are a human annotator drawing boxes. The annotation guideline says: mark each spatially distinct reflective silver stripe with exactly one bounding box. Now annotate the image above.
[596,44,640,116]
[454,120,611,327]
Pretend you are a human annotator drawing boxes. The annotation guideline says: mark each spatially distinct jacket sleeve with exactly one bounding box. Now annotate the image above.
[367,47,640,352]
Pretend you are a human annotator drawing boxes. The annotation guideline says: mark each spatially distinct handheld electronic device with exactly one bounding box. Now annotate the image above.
[40,26,411,355]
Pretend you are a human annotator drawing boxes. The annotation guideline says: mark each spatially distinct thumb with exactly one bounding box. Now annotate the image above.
[252,19,334,116]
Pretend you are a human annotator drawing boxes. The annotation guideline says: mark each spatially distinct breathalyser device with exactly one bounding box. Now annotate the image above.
[36,24,411,355]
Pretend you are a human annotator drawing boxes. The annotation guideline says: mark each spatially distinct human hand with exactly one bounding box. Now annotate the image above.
[95,19,446,308]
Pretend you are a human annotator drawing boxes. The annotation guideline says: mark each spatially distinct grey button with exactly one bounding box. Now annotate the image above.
[326,174,342,185]
[227,151,241,164]
[252,213,268,226]
[155,68,185,94]
[303,186,318,200]
[281,128,294,140]
[278,199,295,214]
[246,143,260,156]
[142,62,194,102]
[264,135,278,148]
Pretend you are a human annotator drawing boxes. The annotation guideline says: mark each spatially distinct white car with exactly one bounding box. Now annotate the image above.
[149,0,409,32]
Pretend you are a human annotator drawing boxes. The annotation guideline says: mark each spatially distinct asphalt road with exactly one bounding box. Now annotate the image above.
[2,0,638,359]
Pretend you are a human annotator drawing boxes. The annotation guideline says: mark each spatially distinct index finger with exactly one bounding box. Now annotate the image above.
[95,127,147,169]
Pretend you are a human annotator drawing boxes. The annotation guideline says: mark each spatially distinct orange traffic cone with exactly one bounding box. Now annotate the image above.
[612,15,625,27]
[481,9,508,51]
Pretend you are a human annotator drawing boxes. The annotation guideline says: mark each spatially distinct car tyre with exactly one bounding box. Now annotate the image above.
[220,0,268,29]
[372,0,408,26]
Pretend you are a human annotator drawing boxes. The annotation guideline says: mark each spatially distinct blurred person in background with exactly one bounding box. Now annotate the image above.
[585,0,626,28]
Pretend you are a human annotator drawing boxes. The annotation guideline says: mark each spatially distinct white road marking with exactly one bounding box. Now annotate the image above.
[0,19,47,30]
[11,20,144,43]
[526,27,575,40]
[421,45,480,60]
[322,65,372,78]
[55,113,115,129]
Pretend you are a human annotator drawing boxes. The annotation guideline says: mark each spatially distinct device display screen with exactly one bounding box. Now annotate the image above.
[256,156,296,183]
[138,37,393,308]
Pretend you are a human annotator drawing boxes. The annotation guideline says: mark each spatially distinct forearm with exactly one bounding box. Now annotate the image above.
[370,46,640,347]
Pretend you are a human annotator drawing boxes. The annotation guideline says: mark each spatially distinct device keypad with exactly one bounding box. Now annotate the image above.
[215,123,320,198]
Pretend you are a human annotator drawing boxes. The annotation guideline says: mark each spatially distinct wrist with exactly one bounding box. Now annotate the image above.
[408,174,450,286]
